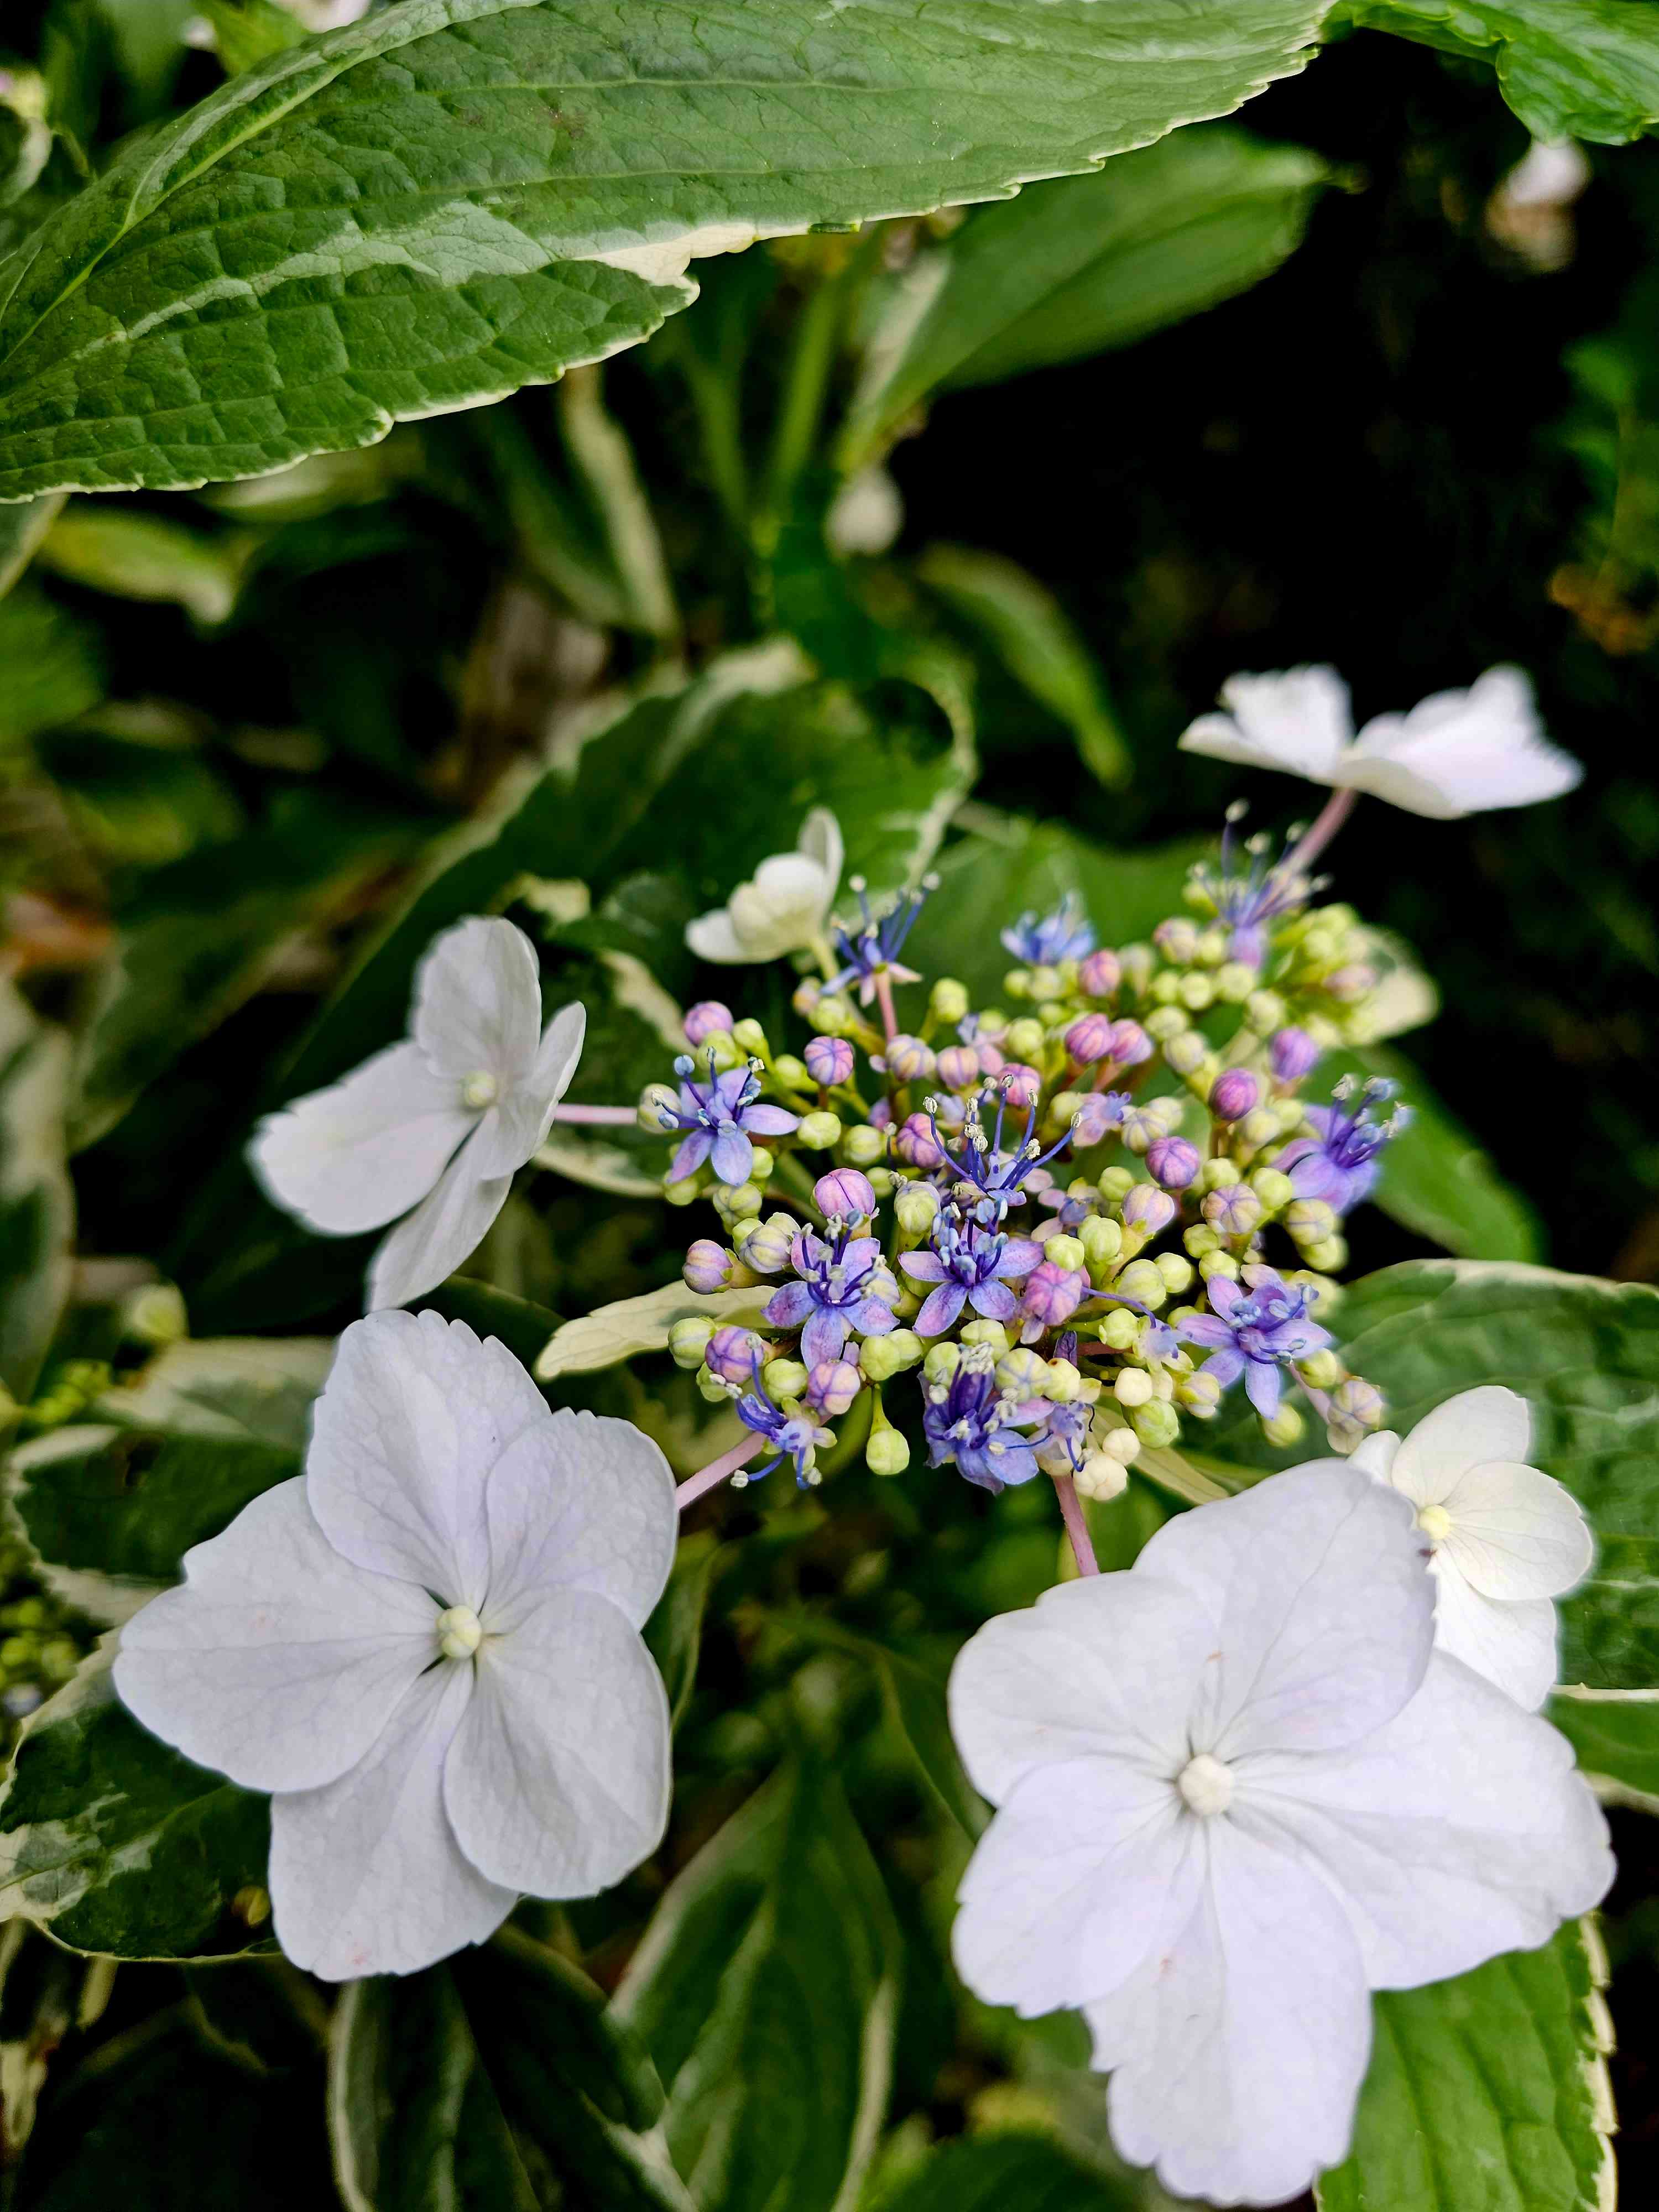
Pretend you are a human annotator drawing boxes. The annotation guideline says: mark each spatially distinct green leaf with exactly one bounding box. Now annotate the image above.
[0,493,64,598]
[331,1927,688,2212]
[904,815,1207,1009]
[92,1332,335,1451]
[199,0,309,77]
[915,544,1129,790]
[1338,0,1659,144]
[1314,1921,1614,2212]
[1330,1260,1659,1688]
[645,1530,721,1733]
[1549,1688,1659,1810]
[616,1760,902,2212]
[844,126,1327,462]
[36,502,246,623]
[0,583,102,745]
[0,1,1331,499]
[68,791,424,1149]
[864,2131,1136,2212]
[0,1642,272,1960]
[536,1282,773,1383]
[0,980,74,1406]
[1326,1045,1541,1263]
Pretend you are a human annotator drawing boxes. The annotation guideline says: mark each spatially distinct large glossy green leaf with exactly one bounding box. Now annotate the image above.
[1549,1687,1659,1811]
[1328,1260,1659,1689]
[1315,1922,1614,2212]
[536,1282,771,1381]
[843,126,1327,462]
[865,2132,1136,2212]
[331,1926,688,2212]
[1339,0,1659,143]
[1326,1044,1541,1263]
[0,979,74,1406]
[903,816,1207,1009]
[0,1,1329,499]
[0,1643,272,1960]
[616,1760,902,2212]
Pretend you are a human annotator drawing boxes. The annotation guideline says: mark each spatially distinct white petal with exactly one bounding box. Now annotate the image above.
[796,806,843,912]
[1439,1460,1593,1600]
[248,1040,474,1235]
[1429,1557,1561,1708]
[1083,1820,1372,2208]
[727,873,823,958]
[1388,1384,1533,1505]
[364,1136,512,1311]
[1342,668,1582,818]
[1177,666,1353,782]
[483,1409,676,1630]
[442,1588,670,1897]
[1132,1463,1434,1759]
[1238,1650,1611,1989]
[471,999,587,1176]
[1349,1428,1401,1483]
[270,1660,515,1981]
[947,1573,1212,1805]
[413,916,542,1084]
[114,1478,435,1793]
[952,1759,1198,2016]
[307,1310,549,1610]
[684,908,750,963]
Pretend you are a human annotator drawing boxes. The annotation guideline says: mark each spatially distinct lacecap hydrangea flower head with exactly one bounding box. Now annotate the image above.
[116,1311,677,1980]
[947,1462,1612,2205]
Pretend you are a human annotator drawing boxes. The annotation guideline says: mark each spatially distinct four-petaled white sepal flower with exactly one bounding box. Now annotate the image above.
[1179,664,1582,820]
[947,1463,1610,2208]
[685,808,843,963]
[250,917,585,1313]
[1353,1385,1593,1710]
[114,1311,676,1983]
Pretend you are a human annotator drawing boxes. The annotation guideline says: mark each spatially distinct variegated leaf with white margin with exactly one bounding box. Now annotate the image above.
[0,1,1332,498]
[535,1281,772,1381]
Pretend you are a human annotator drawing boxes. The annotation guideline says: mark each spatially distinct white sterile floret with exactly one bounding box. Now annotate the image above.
[947,1462,1611,2207]
[249,917,585,1312]
[114,1311,677,1983]
[685,807,843,963]
[1179,664,1582,819]
[1353,1384,1593,1709]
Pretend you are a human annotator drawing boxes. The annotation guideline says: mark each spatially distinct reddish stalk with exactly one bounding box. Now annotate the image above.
[1052,1472,1100,1578]
[1283,787,1358,875]
[551,1102,639,1125]
[676,1433,765,1510]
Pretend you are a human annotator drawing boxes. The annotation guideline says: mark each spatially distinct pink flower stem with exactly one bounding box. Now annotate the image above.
[873,968,899,1044]
[552,1103,639,1125]
[1283,787,1359,875]
[677,1433,765,1510]
[1052,1472,1100,1578]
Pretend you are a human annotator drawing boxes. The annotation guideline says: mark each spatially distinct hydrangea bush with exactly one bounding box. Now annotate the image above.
[2,6,1658,2211]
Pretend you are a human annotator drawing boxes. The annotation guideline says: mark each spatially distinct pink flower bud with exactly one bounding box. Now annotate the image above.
[1104,1019,1152,1068]
[1121,1185,1176,1234]
[894,1113,946,1170]
[1270,1027,1321,1084]
[705,1325,770,1384]
[683,1240,735,1293]
[1147,1135,1201,1191]
[935,1045,980,1091]
[1022,1260,1088,1327]
[815,1168,876,1220]
[805,1034,855,1085]
[806,1361,862,1417]
[684,1001,734,1045]
[884,1034,936,1083]
[998,1062,1042,1109]
[1209,1068,1260,1123]
[1078,948,1121,998]
[1065,1013,1117,1065]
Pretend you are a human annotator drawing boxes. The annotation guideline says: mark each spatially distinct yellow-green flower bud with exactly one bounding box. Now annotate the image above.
[731,1019,769,1056]
[668,1318,716,1370]
[1194,927,1229,968]
[763,1358,810,1402]
[922,1342,962,1385]
[1249,1167,1296,1211]
[747,1145,775,1183]
[1284,1198,1337,1245]
[1098,1165,1135,1204]
[1164,1030,1208,1076]
[1003,1017,1047,1062]
[1198,1156,1236,1194]
[1199,1250,1241,1281]
[1027,966,1062,1002]
[124,1282,187,1347]
[1144,1005,1188,1042]
[1155,1253,1194,1296]
[813,995,858,1037]
[696,1364,734,1403]
[840,1123,886,1166]
[1263,1404,1305,1447]
[867,1166,895,1199]
[930,977,970,1024]
[1178,972,1214,1013]
[795,1111,841,1150]
[1045,1233,1086,1272]
[1099,1307,1138,1350]
[1076,1452,1130,1501]
[1100,1424,1143,1465]
[894,1182,940,1238]
[713,1181,765,1225]
[1114,1367,1154,1408]
[1304,1235,1347,1272]
[1185,1223,1222,1258]
[1131,1399,1181,1448]
[1214,961,1256,1003]
[961,1318,1011,1355]
[1115,1259,1167,1310]
[1079,1215,1123,1271]
[1238,1106,1281,1150]
[639,1082,679,1134]
[1004,968,1031,999]
[1044,1358,1086,1404]
[663,1174,701,1208]
[1298,1348,1345,1390]
[861,1329,924,1382]
[867,1425,911,1476]
[773,1053,811,1091]
[996,1346,1050,1396]
[1178,1369,1224,1417]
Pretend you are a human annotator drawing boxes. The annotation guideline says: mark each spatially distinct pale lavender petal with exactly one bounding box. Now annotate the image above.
[1245,1358,1284,1419]
[900,1251,947,1282]
[669,1130,711,1183]
[970,1281,1018,1321]
[801,1307,847,1367]
[916,1283,967,1337]
[743,1104,800,1137]
[763,1281,816,1329]
[709,1126,754,1185]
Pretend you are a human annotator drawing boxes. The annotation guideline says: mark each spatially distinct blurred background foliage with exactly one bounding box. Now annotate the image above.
[3,2,1659,2208]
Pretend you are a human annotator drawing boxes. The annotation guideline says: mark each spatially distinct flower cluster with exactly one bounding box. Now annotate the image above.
[650,816,1411,1500]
